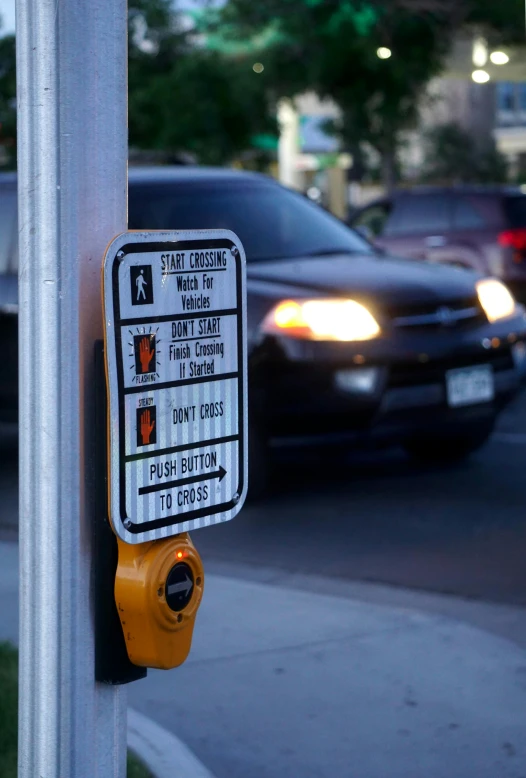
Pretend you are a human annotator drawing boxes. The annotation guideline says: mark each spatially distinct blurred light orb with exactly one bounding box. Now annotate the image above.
[472,69,490,84]
[306,186,322,202]
[472,37,488,67]
[376,47,392,60]
[252,62,264,73]
[490,51,509,65]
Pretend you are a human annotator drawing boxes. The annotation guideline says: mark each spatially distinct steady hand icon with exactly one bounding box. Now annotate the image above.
[140,409,155,445]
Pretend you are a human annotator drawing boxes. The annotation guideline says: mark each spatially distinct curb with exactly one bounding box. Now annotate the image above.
[128,708,216,778]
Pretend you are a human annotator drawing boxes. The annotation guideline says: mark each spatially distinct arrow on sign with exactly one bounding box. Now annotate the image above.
[138,465,227,496]
[167,575,193,598]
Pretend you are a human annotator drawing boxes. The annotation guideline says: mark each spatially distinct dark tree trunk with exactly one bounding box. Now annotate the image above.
[381,149,397,194]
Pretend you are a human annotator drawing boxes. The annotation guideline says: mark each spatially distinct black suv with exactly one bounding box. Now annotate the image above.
[0,173,18,421]
[4,171,526,493]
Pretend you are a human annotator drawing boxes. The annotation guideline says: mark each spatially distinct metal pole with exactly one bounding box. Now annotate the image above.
[17,1,128,776]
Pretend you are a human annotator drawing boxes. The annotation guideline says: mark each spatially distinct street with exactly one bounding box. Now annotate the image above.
[200,392,526,606]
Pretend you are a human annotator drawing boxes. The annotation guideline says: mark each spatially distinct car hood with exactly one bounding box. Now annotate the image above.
[247,253,480,308]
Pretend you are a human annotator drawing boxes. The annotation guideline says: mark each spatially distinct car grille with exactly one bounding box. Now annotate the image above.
[388,350,514,389]
[389,298,485,330]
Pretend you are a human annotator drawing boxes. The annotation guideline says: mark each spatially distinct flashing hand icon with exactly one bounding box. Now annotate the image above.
[139,336,155,374]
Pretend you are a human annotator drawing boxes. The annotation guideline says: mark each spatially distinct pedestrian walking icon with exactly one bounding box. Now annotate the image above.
[130,265,153,306]
[137,271,147,300]
[137,405,157,447]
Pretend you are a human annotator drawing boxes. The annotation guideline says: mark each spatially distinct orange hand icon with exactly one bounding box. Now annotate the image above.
[139,336,155,373]
[140,409,155,445]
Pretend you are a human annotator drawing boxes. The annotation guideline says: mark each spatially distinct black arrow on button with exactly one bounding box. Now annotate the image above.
[138,465,227,496]
[167,575,193,598]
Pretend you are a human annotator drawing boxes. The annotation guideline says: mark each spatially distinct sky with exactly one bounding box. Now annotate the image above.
[0,0,14,33]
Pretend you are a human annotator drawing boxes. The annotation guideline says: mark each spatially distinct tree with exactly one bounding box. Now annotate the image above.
[0,34,16,168]
[128,0,277,165]
[0,0,277,169]
[422,122,508,184]
[129,49,277,165]
[203,0,525,188]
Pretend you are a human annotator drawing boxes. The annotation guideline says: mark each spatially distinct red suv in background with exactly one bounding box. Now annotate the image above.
[350,186,526,300]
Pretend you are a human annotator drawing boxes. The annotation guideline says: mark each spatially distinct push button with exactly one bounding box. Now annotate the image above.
[165,563,194,612]
[114,532,204,669]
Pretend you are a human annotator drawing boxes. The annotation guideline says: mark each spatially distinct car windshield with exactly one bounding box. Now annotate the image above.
[128,179,372,262]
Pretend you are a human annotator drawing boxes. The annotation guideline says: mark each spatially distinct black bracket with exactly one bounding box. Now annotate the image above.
[94,339,147,685]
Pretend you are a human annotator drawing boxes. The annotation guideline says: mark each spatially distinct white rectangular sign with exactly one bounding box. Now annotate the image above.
[103,230,248,543]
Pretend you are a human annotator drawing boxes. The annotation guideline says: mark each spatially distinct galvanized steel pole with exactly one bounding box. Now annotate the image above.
[17,1,128,776]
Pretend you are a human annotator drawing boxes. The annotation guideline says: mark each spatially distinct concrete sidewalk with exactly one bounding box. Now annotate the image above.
[132,570,526,778]
[2,540,526,778]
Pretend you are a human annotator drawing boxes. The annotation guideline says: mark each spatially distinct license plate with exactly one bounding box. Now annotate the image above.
[446,365,494,408]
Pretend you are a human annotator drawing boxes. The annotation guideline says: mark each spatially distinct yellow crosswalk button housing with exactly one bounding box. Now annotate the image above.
[114,532,204,669]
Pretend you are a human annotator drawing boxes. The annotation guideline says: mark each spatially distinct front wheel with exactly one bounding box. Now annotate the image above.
[404,421,495,463]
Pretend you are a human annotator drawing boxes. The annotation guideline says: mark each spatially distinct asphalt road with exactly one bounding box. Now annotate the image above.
[198,390,526,606]
[2,392,526,604]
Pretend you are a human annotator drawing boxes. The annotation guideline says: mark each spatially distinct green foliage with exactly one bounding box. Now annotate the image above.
[0,0,277,168]
[129,49,277,165]
[0,35,16,169]
[0,642,17,778]
[127,753,154,778]
[130,0,174,32]
[467,0,526,44]
[128,0,277,165]
[422,122,508,184]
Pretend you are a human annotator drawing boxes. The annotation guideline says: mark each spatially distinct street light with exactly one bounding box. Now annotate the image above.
[490,51,510,65]
[472,69,490,84]
[253,62,264,73]
[377,47,392,60]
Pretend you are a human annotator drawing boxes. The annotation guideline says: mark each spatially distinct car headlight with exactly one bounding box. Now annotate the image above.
[261,299,381,341]
[476,279,517,323]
